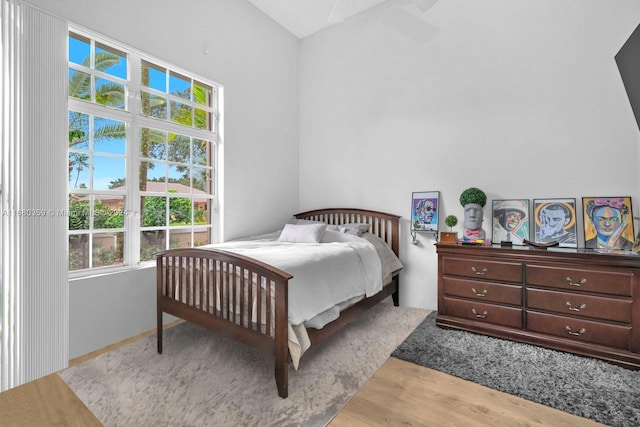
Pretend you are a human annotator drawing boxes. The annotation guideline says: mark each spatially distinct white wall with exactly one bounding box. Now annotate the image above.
[299,0,640,310]
[25,0,300,358]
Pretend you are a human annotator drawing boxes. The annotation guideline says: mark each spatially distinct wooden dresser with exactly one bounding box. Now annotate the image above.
[436,244,640,369]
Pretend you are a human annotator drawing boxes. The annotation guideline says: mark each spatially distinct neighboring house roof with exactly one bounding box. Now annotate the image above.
[70,181,209,204]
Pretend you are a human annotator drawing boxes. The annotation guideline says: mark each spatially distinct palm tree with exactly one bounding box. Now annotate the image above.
[69,152,89,188]
[68,51,126,150]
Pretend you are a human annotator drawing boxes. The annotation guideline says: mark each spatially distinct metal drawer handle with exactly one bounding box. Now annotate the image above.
[472,267,488,276]
[471,288,488,297]
[563,325,586,336]
[471,308,488,319]
[564,276,587,287]
[564,301,586,312]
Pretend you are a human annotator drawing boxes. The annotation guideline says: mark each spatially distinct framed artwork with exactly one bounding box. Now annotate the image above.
[582,197,635,251]
[411,191,439,232]
[491,199,530,245]
[533,198,578,248]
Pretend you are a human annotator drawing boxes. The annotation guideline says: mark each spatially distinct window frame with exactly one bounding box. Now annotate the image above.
[68,27,221,278]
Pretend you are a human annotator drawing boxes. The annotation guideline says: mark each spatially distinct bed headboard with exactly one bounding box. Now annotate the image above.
[294,208,401,256]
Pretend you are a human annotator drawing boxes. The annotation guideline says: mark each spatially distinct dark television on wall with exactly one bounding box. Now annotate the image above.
[616,23,640,131]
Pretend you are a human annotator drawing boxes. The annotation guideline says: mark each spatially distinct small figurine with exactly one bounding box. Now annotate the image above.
[459,187,487,242]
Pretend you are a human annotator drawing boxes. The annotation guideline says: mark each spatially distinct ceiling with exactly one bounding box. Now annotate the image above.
[248,0,389,39]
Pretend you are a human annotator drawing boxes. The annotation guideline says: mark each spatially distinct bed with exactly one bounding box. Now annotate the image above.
[156,208,401,398]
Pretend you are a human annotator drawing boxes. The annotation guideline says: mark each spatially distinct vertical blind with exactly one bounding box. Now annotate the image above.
[1,0,68,391]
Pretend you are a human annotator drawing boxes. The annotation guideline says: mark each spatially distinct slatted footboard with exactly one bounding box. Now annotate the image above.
[156,248,293,397]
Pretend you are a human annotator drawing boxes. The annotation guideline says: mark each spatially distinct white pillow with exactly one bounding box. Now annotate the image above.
[341,223,371,237]
[278,223,327,243]
[325,223,371,236]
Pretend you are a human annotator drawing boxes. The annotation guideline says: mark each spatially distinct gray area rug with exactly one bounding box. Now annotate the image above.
[392,312,640,427]
[59,302,429,427]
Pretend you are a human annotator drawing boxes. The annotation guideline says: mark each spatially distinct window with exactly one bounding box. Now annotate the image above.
[68,30,219,274]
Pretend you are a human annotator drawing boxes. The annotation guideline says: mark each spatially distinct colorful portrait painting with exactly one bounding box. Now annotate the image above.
[491,199,529,245]
[411,191,439,232]
[533,198,578,248]
[583,197,635,251]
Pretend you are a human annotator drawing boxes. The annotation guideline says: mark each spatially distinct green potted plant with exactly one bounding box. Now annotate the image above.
[440,214,458,244]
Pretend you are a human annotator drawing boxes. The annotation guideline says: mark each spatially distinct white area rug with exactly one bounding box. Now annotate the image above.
[59,302,430,427]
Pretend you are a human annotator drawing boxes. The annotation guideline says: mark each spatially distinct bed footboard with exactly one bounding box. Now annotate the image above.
[156,248,293,398]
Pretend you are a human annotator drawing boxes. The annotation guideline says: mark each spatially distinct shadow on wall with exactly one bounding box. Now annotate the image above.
[345,0,440,43]
[380,0,439,43]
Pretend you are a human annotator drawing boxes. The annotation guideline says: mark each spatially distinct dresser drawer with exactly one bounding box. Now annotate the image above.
[443,257,523,283]
[526,311,631,350]
[443,297,523,328]
[526,265,633,297]
[444,277,522,305]
[527,288,632,323]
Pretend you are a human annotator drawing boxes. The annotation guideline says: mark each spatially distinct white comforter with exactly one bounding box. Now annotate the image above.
[201,229,383,326]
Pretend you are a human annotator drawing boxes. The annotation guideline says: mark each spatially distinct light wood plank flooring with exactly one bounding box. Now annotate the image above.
[0,373,101,427]
[0,325,606,427]
[329,357,605,427]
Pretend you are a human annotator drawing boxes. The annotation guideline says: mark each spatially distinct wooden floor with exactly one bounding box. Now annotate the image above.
[329,357,605,427]
[0,326,605,427]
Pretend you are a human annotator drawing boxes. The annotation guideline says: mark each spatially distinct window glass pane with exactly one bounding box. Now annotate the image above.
[93,155,126,190]
[193,81,212,106]
[140,127,166,160]
[95,42,127,79]
[168,133,190,164]
[140,161,166,191]
[168,229,191,249]
[69,69,91,101]
[141,196,167,227]
[95,77,125,109]
[94,117,126,154]
[194,228,210,247]
[194,108,209,130]
[168,165,189,189]
[94,196,125,228]
[68,111,89,150]
[68,153,90,190]
[192,139,209,166]
[170,101,193,126]
[141,60,166,92]
[140,230,166,261]
[193,167,209,192]
[193,200,209,225]
[93,231,124,267]
[141,91,167,119]
[169,197,192,225]
[69,195,90,230]
[68,33,90,66]
[169,71,191,100]
[69,234,90,270]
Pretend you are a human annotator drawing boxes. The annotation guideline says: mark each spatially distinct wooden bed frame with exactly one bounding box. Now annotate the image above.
[156,208,401,398]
